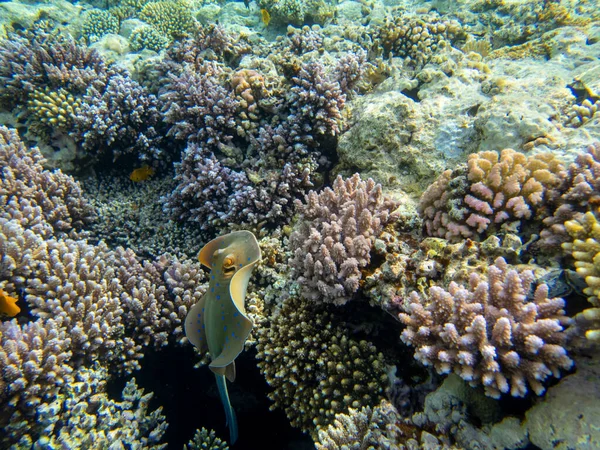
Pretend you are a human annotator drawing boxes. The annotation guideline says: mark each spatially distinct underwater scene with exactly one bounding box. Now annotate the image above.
[1,0,600,448]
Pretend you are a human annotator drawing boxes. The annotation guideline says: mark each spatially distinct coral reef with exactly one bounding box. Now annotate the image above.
[289,174,399,305]
[419,149,566,242]
[399,257,573,398]
[138,0,196,40]
[130,25,170,52]
[256,297,387,433]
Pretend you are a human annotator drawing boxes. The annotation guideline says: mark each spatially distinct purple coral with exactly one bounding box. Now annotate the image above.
[288,174,399,305]
[162,145,255,229]
[159,61,239,148]
[399,257,573,398]
[73,72,163,163]
[0,126,94,236]
[288,61,346,137]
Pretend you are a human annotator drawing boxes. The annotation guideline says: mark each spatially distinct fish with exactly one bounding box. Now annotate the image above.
[0,289,20,318]
[184,230,262,444]
[260,8,271,27]
[129,165,155,182]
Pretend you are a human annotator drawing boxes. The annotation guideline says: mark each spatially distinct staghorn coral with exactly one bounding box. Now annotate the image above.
[256,297,387,433]
[185,428,229,450]
[0,126,94,237]
[139,0,196,39]
[81,9,120,44]
[562,211,600,341]
[289,174,399,305]
[419,148,566,242]
[399,257,573,398]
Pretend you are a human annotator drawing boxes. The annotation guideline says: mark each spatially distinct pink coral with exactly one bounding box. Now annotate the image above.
[289,174,399,305]
[399,257,572,398]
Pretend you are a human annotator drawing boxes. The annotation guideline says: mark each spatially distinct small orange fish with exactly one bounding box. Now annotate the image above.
[129,165,155,182]
[260,8,271,27]
[0,289,20,318]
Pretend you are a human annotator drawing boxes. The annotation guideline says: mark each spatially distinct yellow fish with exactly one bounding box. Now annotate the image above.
[260,8,271,26]
[0,289,20,318]
[129,165,155,182]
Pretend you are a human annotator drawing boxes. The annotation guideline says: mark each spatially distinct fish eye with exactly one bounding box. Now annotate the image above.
[222,254,236,275]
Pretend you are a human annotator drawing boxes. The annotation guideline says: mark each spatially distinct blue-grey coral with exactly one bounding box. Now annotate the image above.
[399,257,573,398]
[73,72,163,163]
[289,174,399,305]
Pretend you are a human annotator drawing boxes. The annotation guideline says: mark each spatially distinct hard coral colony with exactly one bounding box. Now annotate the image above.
[0,0,600,449]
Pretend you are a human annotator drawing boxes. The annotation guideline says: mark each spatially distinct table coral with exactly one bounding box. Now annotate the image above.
[289,173,399,305]
[419,148,566,242]
[255,297,387,433]
[399,257,573,398]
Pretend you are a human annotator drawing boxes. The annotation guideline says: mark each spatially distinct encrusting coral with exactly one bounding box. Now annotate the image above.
[419,148,566,242]
[289,173,399,305]
[399,257,573,398]
[256,297,388,433]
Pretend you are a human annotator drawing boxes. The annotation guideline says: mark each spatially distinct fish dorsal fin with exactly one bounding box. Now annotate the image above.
[184,294,208,354]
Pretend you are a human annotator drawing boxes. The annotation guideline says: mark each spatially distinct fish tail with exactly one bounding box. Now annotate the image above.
[215,373,238,444]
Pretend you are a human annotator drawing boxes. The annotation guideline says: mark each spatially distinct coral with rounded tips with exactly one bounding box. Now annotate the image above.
[26,87,81,132]
[541,142,600,248]
[289,174,399,305]
[130,25,170,52]
[139,0,196,39]
[562,211,600,341]
[377,13,465,68]
[255,297,387,433]
[420,148,566,242]
[81,9,120,44]
[399,257,573,398]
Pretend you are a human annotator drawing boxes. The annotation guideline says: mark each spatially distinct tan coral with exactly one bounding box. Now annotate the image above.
[399,257,573,398]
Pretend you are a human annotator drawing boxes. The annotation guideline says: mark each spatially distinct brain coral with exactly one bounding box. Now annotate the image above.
[255,297,387,433]
[288,174,399,305]
[419,149,566,242]
[399,257,573,398]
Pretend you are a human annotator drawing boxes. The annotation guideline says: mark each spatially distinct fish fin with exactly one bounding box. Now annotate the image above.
[184,295,208,353]
[215,373,238,444]
[209,313,252,371]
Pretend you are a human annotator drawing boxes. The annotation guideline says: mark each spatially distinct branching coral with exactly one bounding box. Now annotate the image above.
[185,428,229,450]
[256,297,387,433]
[419,149,566,242]
[562,211,600,341]
[81,9,120,44]
[541,142,600,248]
[0,126,94,236]
[160,61,239,147]
[73,72,163,163]
[289,174,399,305]
[399,257,573,398]
[139,0,196,39]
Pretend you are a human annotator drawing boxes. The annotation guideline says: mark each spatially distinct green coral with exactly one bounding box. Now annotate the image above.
[139,1,196,39]
[257,0,335,26]
[256,297,387,434]
[81,9,120,44]
[130,25,169,52]
[185,428,229,450]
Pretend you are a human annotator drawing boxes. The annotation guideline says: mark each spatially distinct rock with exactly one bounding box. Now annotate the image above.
[525,355,600,450]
